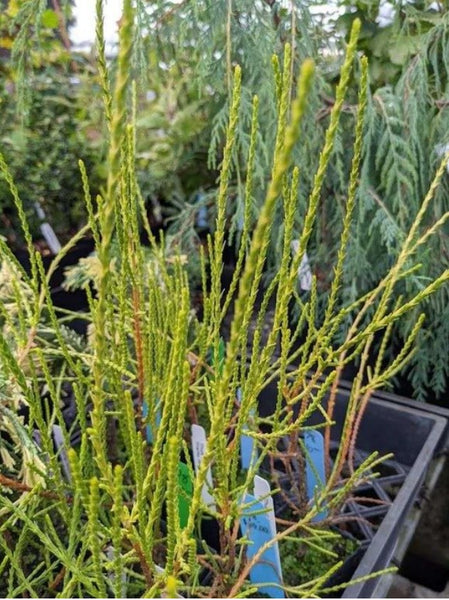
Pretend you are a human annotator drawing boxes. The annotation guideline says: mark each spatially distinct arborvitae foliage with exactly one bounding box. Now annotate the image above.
[336,4,449,400]
[1,3,449,597]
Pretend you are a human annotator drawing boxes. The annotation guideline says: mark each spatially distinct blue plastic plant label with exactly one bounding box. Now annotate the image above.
[254,476,282,579]
[237,388,258,471]
[191,424,216,509]
[194,191,208,229]
[304,430,328,522]
[240,492,284,598]
[142,400,161,444]
[197,205,208,229]
[240,422,257,470]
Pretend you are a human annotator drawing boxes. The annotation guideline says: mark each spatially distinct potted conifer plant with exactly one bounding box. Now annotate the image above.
[0,2,448,598]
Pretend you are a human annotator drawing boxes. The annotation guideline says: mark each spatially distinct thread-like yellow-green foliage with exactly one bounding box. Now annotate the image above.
[95,0,113,126]
[88,477,106,597]
[2,7,449,600]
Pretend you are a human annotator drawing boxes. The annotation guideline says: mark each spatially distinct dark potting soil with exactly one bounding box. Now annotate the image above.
[277,525,358,593]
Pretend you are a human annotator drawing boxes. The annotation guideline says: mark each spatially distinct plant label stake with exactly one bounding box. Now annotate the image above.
[191,424,216,509]
[304,430,328,522]
[237,388,259,471]
[142,400,161,444]
[291,240,312,291]
[177,462,193,529]
[240,492,284,598]
[34,201,61,254]
[195,191,209,229]
[254,476,283,582]
[52,425,71,482]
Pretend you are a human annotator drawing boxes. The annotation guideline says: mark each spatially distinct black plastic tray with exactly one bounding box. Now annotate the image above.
[338,389,448,597]
[257,381,449,598]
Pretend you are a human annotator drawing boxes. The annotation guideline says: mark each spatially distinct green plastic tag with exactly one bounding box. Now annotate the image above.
[177,462,193,528]
[207,337,226,376]
[218,337,225,374]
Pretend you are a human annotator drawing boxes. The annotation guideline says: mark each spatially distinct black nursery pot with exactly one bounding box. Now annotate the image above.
[257,380,449,598]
